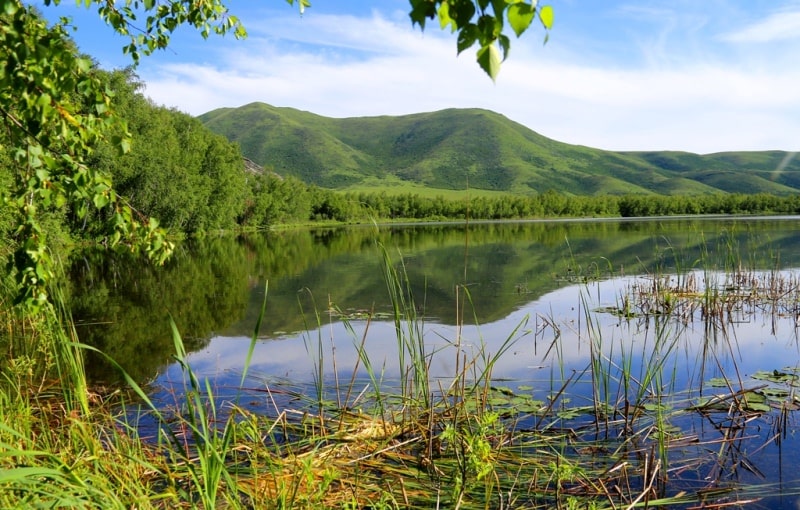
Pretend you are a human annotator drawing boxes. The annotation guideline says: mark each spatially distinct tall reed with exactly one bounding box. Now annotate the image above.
[378,242,431,409]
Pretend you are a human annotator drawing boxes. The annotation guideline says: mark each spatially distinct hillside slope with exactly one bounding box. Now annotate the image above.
[199,103,800,195]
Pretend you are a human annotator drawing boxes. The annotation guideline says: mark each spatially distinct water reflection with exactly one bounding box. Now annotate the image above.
[70,217,800,507]
[159,272,800,389]
[69,217,800,383]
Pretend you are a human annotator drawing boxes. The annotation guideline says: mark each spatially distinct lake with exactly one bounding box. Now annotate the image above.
[70,217,800,508]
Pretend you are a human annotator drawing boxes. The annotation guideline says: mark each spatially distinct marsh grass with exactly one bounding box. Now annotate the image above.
[3,234,800,509]
[0,305,174,508]
[580,234,800,505]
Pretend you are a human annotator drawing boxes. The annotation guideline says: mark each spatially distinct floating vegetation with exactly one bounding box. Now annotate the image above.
[606,266,800,325]
[751,368,800,386]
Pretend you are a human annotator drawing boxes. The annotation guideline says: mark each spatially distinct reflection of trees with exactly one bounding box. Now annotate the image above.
[68,218,800,382]
[68,238,252,383]
[231,218,800,336]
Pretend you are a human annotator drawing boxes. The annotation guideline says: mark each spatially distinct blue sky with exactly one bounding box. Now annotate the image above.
[39,1,800,154]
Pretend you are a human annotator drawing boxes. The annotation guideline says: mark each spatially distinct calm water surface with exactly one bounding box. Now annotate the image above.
[70,217,800,508]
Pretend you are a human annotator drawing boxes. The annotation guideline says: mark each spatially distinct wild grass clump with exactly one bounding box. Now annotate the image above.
[0,305,171,508]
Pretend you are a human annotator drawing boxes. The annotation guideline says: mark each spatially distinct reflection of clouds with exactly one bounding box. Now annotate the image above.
[158,273,800,397]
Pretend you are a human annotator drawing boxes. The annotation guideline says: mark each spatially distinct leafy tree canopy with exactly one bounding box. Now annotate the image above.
[0,0,549,310]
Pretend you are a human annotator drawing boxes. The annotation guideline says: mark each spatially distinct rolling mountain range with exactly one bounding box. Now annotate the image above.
[198,102,800,195]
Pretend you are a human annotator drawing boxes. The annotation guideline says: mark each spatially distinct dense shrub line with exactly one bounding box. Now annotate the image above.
[291,189,800,223]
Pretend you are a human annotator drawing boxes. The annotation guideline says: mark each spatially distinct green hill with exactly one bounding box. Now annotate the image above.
[198,103,800,195]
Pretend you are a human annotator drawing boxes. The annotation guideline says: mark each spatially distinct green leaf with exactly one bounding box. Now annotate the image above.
[706,377,730,388]
[556,406,593,420]
[539,5,554,30]
[477,43,502,81]
[744,401,771,413]
[507,3,534,37]
[498,34,510,60]
[112,134,131,155]
[759,387,789,399]
[492,386,514,396]
[477,13,502,41]
[751,369,799,384]
[409,0,435,27]
[75,57,91,73]
[438,2,455,32]
[741,391,770,412]
[451,1,476,28]
[93,192,109,209]
[457,24,479,54]
[643,402,672,412]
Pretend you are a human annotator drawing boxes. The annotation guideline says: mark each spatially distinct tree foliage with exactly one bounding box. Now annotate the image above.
[92,70,248,233]
[1,0,548,309]
[0,0,251,309]
[1,3,170,309]
[410,0,553,80]
[41,0,248,63]
[246,188,800,224]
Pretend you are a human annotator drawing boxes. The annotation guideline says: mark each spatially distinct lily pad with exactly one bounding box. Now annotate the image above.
[643,402,673,413]
[706,377,731,388]
[556,405,601,420]
[594,306,636,318]
[492,386,515,396]
[758,387,790,399]
[693,390,771,413]
[741,392,771,413]
[751,369,799,385]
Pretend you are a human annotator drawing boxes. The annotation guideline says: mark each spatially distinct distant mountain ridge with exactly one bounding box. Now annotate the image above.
[198,102,800,195]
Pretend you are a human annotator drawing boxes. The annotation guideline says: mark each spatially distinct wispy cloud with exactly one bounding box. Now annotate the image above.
[137,7,800,154]
[719,9,800,43]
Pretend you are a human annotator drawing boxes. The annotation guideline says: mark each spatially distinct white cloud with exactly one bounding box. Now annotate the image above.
[139,10,800,154]
[720,10,800,43]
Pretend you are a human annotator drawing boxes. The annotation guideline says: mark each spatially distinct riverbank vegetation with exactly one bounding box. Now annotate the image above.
[7,68,800,239]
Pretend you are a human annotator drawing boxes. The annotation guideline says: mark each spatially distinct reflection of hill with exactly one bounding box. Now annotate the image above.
[227,218,800,336]
[68,218,800,382]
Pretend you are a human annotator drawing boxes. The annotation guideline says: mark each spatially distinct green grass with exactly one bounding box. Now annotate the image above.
[342,177,517,198]
[200,102,800,196]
